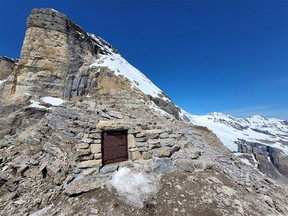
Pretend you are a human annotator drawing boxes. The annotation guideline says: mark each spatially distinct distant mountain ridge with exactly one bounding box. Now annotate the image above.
[187,112,288,181]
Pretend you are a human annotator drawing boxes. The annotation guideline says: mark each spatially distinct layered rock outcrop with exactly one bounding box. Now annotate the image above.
[6,8,96,98]
[1,8,182,120]
[0,57,18,80]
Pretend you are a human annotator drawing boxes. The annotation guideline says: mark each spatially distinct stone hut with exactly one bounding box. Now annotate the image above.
[74,118,189,173]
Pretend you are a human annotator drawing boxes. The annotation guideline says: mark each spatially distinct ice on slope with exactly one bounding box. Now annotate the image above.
[186,112,288,155]
[0,80,6,85]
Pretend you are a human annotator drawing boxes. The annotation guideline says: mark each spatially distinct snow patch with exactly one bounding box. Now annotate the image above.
[42,96,64,106]
[109,167,160,207]
[50,9,59,13]
[234,153,253,166]
[28,96,64,109]
[240,158,253,166]
[251,154,259,168]
[28,100,47,109]
[90,52,169,101]
[0,79,6,85]
[149,101,170,116]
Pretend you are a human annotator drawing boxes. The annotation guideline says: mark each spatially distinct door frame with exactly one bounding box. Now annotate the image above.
[101,129,128,165]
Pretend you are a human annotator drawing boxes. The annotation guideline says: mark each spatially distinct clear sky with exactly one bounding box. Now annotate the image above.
[0,0,287,119]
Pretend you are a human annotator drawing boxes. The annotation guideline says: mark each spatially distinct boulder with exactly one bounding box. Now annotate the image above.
[173,159,195,173]
[64,174,111,196]
[155,158,175,173]
[100,164,119,174]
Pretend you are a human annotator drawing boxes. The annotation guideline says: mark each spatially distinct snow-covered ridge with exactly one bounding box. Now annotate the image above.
[186,112,288,155]
[88,34,170,101]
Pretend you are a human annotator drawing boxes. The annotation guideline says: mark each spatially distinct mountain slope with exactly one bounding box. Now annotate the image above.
[0,8,182,120]
[0,8,288,216]
[89,34,169,101]
[187,112,288,181]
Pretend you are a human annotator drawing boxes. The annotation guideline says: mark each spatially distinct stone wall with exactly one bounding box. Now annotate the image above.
[73,119,192,175]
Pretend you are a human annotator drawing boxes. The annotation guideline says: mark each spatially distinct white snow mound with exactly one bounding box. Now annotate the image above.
[109,167,160,207]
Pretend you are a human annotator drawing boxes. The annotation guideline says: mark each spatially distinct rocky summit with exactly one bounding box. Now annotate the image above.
[0,8,287,216]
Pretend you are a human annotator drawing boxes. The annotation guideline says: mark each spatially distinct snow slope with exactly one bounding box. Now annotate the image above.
[89,34,170,102]
[186,112,288,155]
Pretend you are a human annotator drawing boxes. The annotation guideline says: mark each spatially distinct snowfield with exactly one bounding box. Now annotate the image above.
[186,112,288,155]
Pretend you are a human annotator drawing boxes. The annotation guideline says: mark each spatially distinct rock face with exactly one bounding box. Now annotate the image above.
[0,57,18,81]
[0,8,288,216]
[1,8,182,120]
[237,140,288,181]
[6,8,96,98]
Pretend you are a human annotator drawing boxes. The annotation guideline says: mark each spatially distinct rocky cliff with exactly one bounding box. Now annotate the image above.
[0,8,288,216]
[2,8,181,120]
[0,57,18,81]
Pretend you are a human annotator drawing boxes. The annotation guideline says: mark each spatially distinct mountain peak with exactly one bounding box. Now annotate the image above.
[1,8,183,120]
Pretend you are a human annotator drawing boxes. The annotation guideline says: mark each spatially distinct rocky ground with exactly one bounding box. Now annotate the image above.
[0,97,288,215]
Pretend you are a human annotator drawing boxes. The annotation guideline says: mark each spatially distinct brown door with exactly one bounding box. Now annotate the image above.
[102,130,128,165]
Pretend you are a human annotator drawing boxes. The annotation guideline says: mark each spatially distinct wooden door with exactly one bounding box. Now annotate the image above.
[102,130,128,165]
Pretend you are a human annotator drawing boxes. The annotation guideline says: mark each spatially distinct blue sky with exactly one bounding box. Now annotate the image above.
[1,0,287,119]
